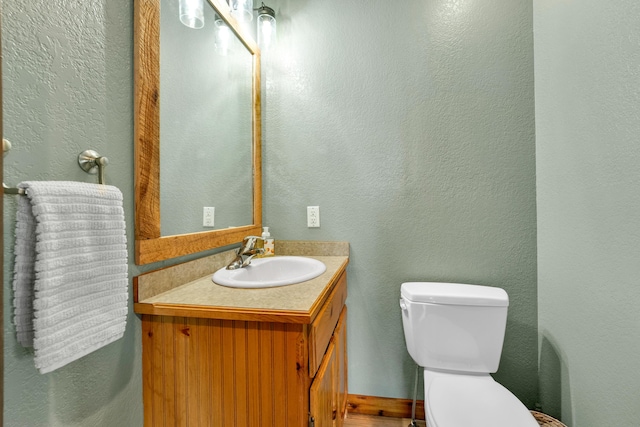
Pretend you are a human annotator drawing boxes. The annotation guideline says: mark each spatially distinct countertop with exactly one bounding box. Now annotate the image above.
[134,241,349,323]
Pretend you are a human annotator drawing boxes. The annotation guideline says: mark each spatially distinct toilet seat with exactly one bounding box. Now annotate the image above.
[426,374,538,427]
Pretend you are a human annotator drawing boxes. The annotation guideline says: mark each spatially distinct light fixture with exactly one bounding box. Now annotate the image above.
[230,0,254,24]
[214,17,232,56]
[181,0,277,54]
[256,3,276,52]
[179,0,205,29]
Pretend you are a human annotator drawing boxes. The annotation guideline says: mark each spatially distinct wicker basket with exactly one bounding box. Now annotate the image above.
[531,411,568,427]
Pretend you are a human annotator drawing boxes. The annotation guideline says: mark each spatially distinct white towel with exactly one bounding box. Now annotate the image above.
[13,181,128,374]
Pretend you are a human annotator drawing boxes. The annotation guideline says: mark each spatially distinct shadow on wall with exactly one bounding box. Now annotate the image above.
[539,332,573,426]
[492,316,539,410]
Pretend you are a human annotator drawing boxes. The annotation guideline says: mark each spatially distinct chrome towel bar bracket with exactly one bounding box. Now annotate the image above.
[3,140,111,195]
[77,149,109,185]
[2,138,25,195]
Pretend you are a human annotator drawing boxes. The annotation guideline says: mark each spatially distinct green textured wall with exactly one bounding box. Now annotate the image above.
[263,0,538,405]
[535,1,640,425]
[2,0,145,425]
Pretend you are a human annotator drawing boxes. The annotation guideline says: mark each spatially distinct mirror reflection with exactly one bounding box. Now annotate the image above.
[160,0,254,236]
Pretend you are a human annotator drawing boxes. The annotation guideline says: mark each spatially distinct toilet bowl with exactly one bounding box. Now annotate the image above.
[400,282,538,427]
[424,371,537,427]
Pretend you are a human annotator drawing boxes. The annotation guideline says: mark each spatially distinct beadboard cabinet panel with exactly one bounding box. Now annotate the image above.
[142,317,309,426]
[141,270,348,427]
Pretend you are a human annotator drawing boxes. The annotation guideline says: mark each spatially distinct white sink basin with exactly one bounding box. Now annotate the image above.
[212,256,327,288]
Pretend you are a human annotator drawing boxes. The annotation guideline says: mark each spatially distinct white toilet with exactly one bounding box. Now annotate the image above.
[400,282,538,427]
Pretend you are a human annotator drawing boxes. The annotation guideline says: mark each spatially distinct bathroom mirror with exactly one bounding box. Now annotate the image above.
[134,0,262,265]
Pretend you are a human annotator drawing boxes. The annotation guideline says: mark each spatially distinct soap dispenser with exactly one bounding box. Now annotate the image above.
[262,227,275,257]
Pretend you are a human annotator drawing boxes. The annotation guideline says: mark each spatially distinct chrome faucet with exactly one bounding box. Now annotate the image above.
[226,236,264,270]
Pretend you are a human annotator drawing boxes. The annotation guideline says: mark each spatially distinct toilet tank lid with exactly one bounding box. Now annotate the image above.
[401,282,509,307]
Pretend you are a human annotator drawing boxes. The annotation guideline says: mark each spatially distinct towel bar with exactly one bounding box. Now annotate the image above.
[3,141,110,195]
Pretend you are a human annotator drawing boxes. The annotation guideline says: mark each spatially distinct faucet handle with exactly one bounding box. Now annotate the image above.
[238,235,262,254]
[242,235,263,245]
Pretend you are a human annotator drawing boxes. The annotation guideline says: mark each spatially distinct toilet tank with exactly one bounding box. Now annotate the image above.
[400,282,509,374]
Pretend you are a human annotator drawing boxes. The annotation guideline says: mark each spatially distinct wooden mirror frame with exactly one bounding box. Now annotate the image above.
[134,0,262,265]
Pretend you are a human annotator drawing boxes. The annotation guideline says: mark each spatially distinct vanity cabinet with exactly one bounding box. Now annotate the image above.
[140,270,348,427]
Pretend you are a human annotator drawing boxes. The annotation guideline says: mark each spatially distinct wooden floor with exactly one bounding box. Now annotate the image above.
[343,414,426,427]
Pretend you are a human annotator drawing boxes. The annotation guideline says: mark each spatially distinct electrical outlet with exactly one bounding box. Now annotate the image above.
[307,206,320,228]
[203,207,215,227]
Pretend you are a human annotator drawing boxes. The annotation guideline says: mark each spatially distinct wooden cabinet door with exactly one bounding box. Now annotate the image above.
[310,306,348,427]
[334,307,347,427]
[310,339,337,427]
